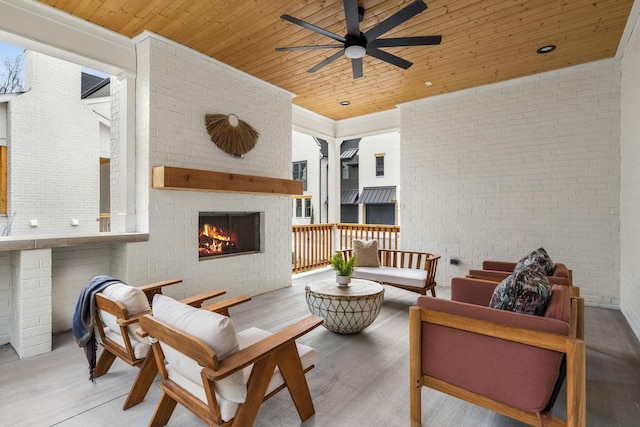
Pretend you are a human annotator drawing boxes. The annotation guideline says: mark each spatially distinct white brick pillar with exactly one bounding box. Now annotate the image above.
[116,72,137,233]
[10,249,52,358]
[326,137,341,224]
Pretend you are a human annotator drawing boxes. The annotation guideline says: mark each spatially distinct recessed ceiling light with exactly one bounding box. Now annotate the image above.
[340,100,351,106]
[537,45,556,54]
[425,81,433,86]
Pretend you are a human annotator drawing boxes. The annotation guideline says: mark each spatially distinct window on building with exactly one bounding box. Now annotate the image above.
[305,198,312,217]
[342,162,349,180]
[295,198,303,217]
[376,154,384,177]
[292,161,307,191]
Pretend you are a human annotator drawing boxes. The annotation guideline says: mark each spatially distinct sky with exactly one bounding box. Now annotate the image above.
[0,41,109,78]
[0,41,24,62]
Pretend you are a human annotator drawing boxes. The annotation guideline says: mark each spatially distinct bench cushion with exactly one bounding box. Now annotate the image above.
[353,266,428,289]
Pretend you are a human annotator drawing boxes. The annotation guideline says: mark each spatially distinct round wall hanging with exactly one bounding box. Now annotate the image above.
[205,113,259,155]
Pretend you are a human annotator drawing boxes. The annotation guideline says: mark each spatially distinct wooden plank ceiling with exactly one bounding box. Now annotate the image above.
[38,0,635,121]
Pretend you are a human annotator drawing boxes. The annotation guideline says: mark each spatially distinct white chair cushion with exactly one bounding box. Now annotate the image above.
[167,326,317,422]
[352,266,428,288]
[152,294,245,403]
[104,327,151,359]
[99,282,151,345]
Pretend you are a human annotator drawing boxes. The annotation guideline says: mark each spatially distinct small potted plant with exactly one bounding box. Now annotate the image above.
[330,252,356,287]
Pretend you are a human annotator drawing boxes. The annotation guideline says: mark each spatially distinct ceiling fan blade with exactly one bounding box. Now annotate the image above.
[367,48,413,69]
[280,14,346,43]
[352,58,363,79]
[370,35,442,48]
[276,44,343,51]
[343,0,361,37]
[308,50,346,73]
[364,0,427,41]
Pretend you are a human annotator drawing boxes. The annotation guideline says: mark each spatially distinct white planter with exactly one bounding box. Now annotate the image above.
[336,275,351,287]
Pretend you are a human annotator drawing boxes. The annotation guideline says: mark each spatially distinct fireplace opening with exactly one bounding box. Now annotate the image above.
[198,212,262,260]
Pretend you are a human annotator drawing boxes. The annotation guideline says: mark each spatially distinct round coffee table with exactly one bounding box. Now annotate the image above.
[305,279,384,334]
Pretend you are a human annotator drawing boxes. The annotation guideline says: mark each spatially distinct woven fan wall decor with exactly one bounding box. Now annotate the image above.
[205,113,259,156]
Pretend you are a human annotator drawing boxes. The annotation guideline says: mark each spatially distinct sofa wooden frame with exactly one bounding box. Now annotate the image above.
[340,248,440,296]
[409,293,586,426]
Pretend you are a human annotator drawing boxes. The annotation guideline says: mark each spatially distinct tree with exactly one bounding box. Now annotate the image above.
[0,55,23,94]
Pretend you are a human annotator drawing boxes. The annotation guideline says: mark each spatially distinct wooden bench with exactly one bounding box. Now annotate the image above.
[340,249,440,296]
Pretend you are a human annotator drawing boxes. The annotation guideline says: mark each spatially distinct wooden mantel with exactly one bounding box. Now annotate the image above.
[152,166,303,196]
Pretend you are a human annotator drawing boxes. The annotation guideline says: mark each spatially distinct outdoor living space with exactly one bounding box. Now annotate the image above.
[1,1,640,426]
[1,267,639,427]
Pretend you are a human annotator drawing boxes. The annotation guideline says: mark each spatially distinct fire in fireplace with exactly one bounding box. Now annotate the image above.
[198,212,262,259]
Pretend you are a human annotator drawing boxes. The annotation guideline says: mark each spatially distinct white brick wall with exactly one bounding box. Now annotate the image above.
[400,59,621,307]
[124,34,294,298]
[10,249,52,358]
[620,13,640,340]
[51,245,110,332]
[0,254,10,345]
[8,51,100,235]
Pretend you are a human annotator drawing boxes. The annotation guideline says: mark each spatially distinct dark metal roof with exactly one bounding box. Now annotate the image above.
[340,148,358,159]
[340,189,359,204]
[359,186,396,204]
[81,73,110,99]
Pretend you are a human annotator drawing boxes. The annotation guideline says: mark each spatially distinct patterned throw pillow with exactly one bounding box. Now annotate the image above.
[353,239,380,267]
[489,263,553,316]
[515,247,556,276]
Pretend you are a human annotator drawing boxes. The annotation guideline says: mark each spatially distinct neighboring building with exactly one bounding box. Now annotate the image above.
[291,130,327,225]
[0,50,110,236]
[358,132,400,225]
[81,72,112,219]
[291,132,400,226]
[336,133,400,225]
[339,138,360,223]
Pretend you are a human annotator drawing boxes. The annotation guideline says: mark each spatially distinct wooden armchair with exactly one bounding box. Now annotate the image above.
[410,277,585,426]
[139,294,323,427]
[94,278,250,409]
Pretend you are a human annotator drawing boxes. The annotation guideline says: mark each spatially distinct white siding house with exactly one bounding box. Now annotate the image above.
[358,132,400,225]
[291,130,327,224]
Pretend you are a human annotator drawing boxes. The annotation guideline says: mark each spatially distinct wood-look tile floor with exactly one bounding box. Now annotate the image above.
[1,268,639,426]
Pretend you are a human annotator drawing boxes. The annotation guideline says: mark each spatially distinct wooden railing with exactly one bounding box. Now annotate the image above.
[292,223,400,273]
[336,223,400,250]
[292,224,334,273]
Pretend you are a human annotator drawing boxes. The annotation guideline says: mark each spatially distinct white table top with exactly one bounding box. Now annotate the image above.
[306,278,384,297]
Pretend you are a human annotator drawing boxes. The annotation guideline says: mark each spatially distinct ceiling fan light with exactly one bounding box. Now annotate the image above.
[345,45,366,59]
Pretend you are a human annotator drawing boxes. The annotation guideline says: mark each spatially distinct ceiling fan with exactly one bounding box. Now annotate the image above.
[276,0,442,79]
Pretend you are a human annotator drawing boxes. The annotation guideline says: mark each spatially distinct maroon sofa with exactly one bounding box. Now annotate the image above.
[468,260,572,287]
[409,277,585,426]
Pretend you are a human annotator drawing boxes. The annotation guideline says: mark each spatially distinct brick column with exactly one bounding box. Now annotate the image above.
[10,248,52,358]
